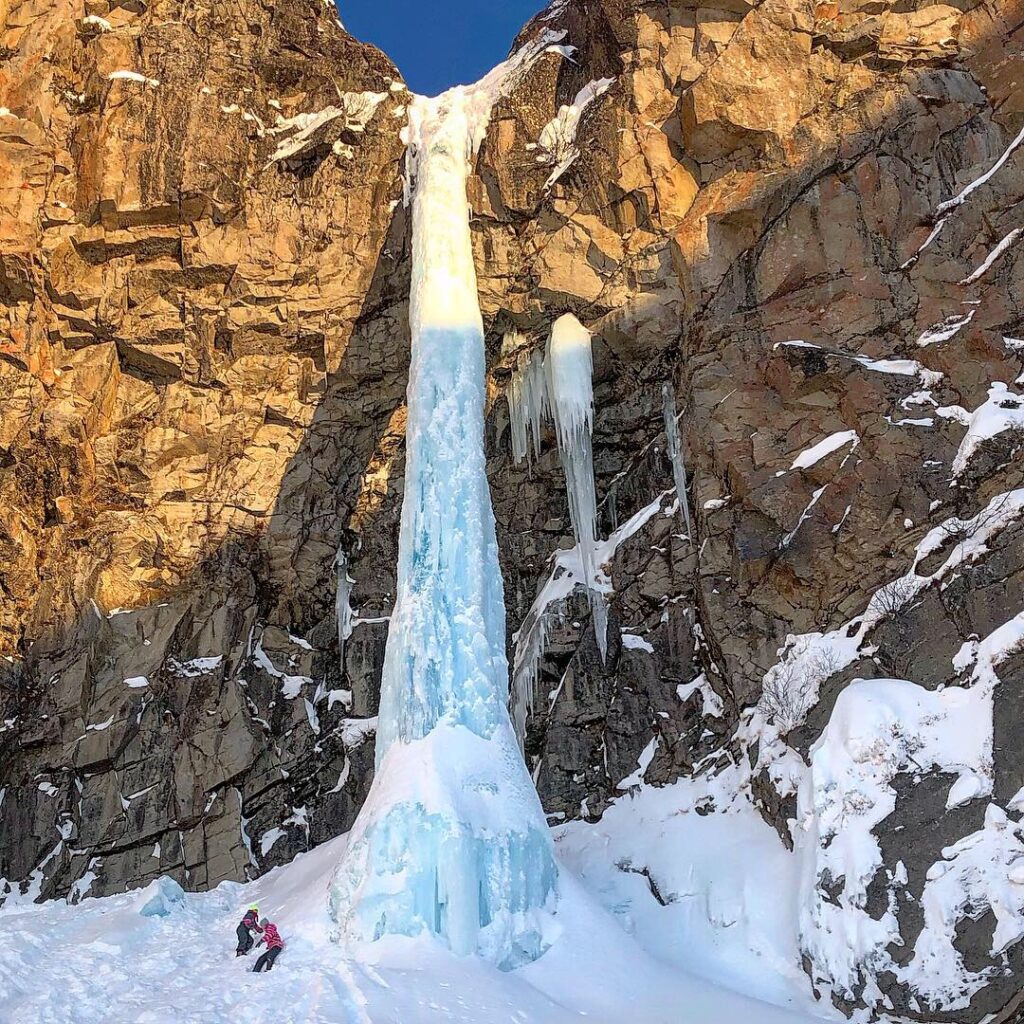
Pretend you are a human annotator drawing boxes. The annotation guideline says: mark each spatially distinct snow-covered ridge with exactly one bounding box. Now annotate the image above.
[786,429,859,472]
[793,598,1024,1011]
[796,677,1013,1010]
[774,339,943,384]
[916,309,975,348]
[960,226,1022,285]
[744,474,1024,1012]
[265,91,387,164]
[531,78,615,188]
[107,70,160,88]
[936,381,1024,478]
[757,486,1024,733]
[902,122,1024,266]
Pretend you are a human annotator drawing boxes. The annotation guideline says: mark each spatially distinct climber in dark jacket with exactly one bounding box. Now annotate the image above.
[235,904,263,956]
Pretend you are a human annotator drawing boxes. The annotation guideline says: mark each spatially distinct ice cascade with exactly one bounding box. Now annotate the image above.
[329,51,560,971]
[504,315,609,746]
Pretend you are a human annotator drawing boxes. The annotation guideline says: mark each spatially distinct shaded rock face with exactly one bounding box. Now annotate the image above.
[1,0,1023,1018]
[0,0,405,897]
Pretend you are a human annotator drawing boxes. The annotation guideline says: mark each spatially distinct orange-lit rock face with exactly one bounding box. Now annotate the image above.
[0,0,405,645]
[1,1,1023,1017]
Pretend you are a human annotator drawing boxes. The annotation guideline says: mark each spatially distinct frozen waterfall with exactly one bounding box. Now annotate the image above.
[329,60,559,971]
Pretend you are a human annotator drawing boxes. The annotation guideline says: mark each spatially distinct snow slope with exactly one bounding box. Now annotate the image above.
[0,783,835,1024]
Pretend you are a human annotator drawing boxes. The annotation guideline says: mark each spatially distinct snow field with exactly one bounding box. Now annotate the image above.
[1,783,836,1024]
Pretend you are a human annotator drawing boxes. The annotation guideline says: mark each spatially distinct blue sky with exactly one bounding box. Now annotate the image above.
[339,1,546,96]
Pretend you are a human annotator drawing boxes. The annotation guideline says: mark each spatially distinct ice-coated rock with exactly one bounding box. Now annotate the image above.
[137,876,186,918]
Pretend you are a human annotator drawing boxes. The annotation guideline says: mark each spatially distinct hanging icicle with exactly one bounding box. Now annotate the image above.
[506,334,548,466]
[546,313,608,661]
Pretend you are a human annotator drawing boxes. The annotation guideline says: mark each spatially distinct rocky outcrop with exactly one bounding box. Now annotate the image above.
[2,0,1023,1020]
[0,0,405,895]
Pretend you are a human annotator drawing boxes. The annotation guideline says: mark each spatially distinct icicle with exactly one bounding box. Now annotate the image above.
[510,564,573,748]
[334,547,354,667]
[662,382,693,543]
[546,313,608,660]
[330,61,559,971]
[510,612,546,747]
[507,336,548,465]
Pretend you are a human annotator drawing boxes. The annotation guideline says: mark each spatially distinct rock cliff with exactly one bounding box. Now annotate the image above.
[1,0,1022,1019]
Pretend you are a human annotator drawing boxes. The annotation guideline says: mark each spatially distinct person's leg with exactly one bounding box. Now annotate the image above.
[253,951,269,972]
[236,925,250,955]
[265,947,280,971]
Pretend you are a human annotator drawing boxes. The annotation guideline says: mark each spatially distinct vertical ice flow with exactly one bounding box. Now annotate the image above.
[329,76,559,970]
[547,313,608,658]
[662,383,693,542]
[334,547,354,665]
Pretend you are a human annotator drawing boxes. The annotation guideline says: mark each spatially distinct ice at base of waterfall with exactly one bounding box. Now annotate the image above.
[0,775,836,1024]
[329,723,559,970]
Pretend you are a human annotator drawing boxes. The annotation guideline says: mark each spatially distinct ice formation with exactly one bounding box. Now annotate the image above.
[510,492,671,747]
[504,313,610,743]
[661,383,693,541]
[334,547,354,664]
[546,313,608,658]
[506,335,548,466]
[329,46,560,970]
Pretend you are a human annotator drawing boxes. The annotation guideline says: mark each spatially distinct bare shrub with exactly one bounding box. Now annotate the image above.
[760,645,843,733]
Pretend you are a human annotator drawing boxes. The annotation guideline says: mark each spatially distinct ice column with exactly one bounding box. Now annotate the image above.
[329,87,558,970]
[334,547,354,665]
[547,313,608,657]
[661,383,693,542]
